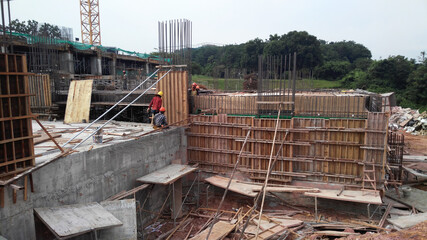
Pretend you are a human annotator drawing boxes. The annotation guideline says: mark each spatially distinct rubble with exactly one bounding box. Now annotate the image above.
[389,107,427,135]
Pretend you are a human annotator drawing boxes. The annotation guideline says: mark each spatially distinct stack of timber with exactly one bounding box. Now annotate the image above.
[188,113,388,187]
[192,94,369,118]
[0,54,36,181]
[28,74,56,119]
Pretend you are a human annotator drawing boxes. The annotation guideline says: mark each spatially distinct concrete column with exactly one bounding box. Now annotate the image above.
[90,56,102,75]
[111,56,117,76]
[146,62,150,75]
[60,52,74,74]
[171,179,183,219]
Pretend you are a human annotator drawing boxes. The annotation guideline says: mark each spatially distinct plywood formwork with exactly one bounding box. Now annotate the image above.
[188,113,388,187]
[64,80,93,124]
[157,70,189,125]
[192,94,369,118]
[0,54,36,181]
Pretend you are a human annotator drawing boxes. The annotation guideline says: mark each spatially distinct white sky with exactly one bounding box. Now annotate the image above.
[9,0,427,60]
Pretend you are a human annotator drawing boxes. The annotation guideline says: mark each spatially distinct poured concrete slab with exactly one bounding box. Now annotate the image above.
[388,212,427,229]
[137,164,196,185]
[386,187,427,212]
[34,202,122,239]
[305,189,382,205]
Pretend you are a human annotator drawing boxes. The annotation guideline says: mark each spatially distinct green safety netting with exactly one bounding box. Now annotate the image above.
[10,31,168,62]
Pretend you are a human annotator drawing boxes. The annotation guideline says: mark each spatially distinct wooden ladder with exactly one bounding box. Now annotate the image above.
[362,161,377,195]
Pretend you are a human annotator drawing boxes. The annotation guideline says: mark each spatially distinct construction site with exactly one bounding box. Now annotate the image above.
[1,1,427,240]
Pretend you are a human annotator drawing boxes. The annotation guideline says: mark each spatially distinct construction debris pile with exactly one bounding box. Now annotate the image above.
[389,107,427,135]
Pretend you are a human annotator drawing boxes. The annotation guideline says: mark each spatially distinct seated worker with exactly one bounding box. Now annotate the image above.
[153,107,168,129]
[147,91,163,124]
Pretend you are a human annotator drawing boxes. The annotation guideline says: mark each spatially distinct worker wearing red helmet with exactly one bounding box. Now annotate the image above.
[153,107,168,129]
[191,82,198,96]
[148,91,163,125]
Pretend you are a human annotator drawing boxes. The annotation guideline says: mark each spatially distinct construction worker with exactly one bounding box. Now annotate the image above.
[147,91,163,125]
[153,107,168,129]
[191,82,198,96]
[196,85,200,95]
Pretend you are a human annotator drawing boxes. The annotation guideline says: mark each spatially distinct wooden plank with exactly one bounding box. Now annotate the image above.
[313,231,360,237]
[305,189,382,205]
[64,80,93,124]
[136,164,196,185]
[190,221,235,240]
[34,202,122,239]
[205,175,258,197]
[205,175,319,197]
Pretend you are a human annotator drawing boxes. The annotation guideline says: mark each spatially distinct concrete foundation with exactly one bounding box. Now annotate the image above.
[0,127,186,240]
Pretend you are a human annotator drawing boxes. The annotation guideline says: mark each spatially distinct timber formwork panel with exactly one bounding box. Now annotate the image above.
[0,54,35,181]
[158,71,189,125]
[188,113,388,187]
[192,95,369,118]
[28,74,52,118]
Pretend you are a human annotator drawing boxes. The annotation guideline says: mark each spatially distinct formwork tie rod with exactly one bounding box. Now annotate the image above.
[62,69,160,148]
[71,68,173,150]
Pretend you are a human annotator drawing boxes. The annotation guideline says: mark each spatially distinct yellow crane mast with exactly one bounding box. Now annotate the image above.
[80,0,101,45]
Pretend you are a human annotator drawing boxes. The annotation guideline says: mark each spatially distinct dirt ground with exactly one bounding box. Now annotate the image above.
[145,192,383,240]
[401,130,427,156]
[340,221,427,240]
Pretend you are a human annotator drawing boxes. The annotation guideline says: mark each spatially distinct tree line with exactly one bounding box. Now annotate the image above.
[3,19,63,39]
[191,31,427,111]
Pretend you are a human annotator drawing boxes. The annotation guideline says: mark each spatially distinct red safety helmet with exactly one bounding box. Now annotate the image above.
[160,107,166,112]
[192,82,197,87]
[196,86,200,89]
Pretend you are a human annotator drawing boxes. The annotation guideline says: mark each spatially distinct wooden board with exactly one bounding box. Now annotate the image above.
[190,221,235,240]
[205,175,319,197]
[34,202,122,239]
[157,71,189,125]
[205,175,258,197]
[304,189,382,205]
[64,80,93,124]
[136,164,196,185]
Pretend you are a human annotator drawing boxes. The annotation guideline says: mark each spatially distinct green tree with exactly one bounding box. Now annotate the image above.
[264,31,323,70]
[314,61,351,80]
[321,40,371,63]
[368,55,414,90]
[39,23,61,38]
[404,60,427,110]
[240,38,264,71]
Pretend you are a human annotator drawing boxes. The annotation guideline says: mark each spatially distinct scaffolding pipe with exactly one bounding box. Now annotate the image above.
[72,68,173,150]
[62,69,160,148]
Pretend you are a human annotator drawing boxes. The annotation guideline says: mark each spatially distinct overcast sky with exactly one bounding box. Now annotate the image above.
[9,0,427,60]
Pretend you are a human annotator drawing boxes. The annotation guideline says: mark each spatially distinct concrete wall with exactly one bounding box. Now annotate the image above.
[0,127,186,240]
